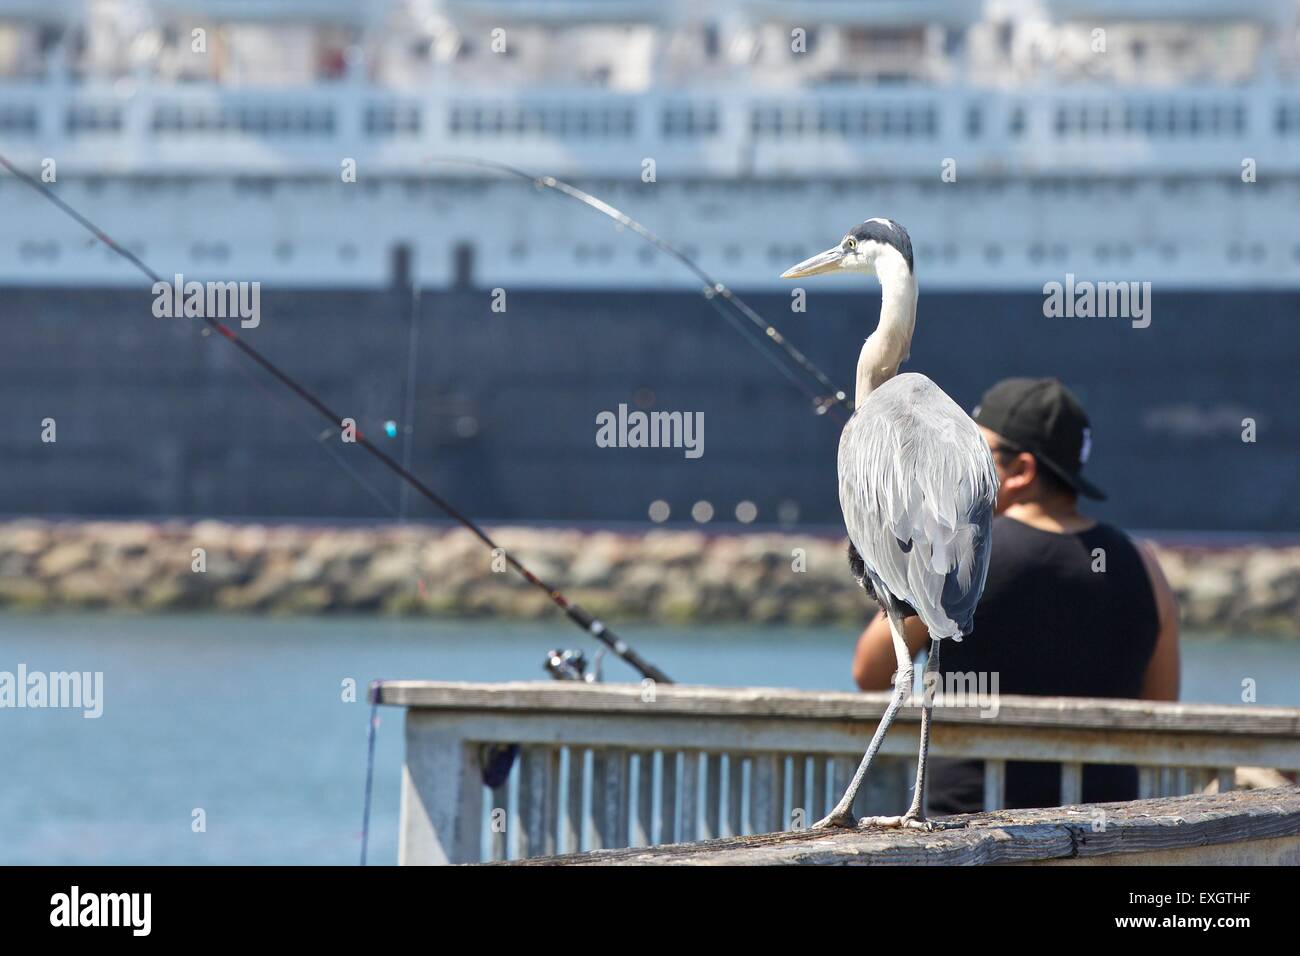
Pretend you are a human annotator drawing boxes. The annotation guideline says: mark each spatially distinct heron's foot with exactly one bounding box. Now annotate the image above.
[856,814,907,829]
[810,809,858,830]
[856,813,967,832]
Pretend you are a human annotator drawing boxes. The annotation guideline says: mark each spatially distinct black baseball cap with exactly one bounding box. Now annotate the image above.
[972,378,1106,501]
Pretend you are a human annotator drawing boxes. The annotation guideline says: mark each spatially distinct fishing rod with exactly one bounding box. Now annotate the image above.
[427,155,853,423]
[0,151,672,685]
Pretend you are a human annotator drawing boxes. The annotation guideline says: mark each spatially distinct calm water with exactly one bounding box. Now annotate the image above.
[0,612,1295,865]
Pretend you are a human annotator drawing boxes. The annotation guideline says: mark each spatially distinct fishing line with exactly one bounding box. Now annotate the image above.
[359,685,381,866]
[227,349,406,518]
[426,155,852,423]
[1,151,671,684]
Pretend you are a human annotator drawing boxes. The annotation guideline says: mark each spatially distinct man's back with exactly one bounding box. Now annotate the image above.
[928,514,1160,813]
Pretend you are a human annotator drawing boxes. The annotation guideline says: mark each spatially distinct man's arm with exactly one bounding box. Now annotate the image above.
[1136,541,1180,701]
[851,610,931,690]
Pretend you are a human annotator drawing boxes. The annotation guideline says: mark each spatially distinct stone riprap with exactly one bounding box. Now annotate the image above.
[0,520,1295,634]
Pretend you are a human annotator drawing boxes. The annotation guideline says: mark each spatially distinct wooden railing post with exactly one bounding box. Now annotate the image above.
[399,710,484,865]
[380,683,1300,864]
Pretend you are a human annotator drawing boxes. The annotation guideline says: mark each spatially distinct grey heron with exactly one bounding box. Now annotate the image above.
[782,219,998,830]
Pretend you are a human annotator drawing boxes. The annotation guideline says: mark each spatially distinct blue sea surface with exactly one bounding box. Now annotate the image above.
[0,613,1294,865]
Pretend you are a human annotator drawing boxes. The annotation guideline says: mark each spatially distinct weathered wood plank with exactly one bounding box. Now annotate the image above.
[680,751,699,843]
[502,787,1300,867]
[749,753,779,835]
[1138,766,1157,800]
[703,753,722,839]
[378,681,1300,738]
[394,683,1300,865]
[518,747,555,858]
[634,751,654,847]
[563,747,583,854]
[811,756,827,820]
[983,759,1005,811]
[488,779,508,862]
[1060,762,1082,806]
[789,755,807,829]
[403,709,1300,772]
[398,717,488,866]
[726,756,744,837]
[660,751,678,844]
[590,750,628,850]
[1218,766,1236,794]
[830,756,854,818]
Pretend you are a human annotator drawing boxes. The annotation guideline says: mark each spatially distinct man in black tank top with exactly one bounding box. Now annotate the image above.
[850,378,1180,814]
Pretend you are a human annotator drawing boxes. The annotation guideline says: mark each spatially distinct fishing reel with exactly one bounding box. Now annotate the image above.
[480,649,605,787]
[543,648,604,683]
[814,391,851,416]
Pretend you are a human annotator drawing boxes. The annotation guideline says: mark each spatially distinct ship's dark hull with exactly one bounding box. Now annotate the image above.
[3,286,1296,533]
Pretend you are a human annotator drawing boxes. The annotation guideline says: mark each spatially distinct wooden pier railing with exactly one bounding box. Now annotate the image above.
[510,788,1300,866]
[376,681,1300,866]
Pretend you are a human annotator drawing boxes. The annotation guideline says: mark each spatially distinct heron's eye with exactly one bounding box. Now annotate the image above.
[844,237,857,251]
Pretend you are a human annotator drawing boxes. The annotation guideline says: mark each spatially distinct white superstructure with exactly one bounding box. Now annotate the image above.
[2,0,1299,289]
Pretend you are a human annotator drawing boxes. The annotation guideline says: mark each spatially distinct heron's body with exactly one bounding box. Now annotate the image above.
[838,372,997,640]
[781,217,997,830]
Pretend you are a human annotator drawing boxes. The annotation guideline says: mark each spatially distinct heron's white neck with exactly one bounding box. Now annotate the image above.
[855,251,918,407]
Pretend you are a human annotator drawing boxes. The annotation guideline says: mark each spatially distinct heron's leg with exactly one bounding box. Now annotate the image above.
[862,639,964,831]
[903,638,940,821]
[812,609,914,830]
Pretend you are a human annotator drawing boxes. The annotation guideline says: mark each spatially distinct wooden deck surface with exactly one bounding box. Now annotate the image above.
[501,787,1300,865]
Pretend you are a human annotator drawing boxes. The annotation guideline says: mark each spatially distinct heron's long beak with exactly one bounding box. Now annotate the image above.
[780,246,845,279]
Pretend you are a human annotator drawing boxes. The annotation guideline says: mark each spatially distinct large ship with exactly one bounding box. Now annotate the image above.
[1,0,1297,533]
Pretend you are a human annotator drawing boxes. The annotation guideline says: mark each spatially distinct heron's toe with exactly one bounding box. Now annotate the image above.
[856,814,905,829]
[811,810,858,830]
[899,815,966,832]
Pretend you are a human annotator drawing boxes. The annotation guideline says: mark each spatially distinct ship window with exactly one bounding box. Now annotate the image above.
[66,104,123,135]
[365,104,420,137]
[704,24,720,58]
[0,106,38,134]
[19,240,59,261]
[453,242,474,287]
[190,241,230,262]
[390,243,412,289]
[1008,105,1025,137]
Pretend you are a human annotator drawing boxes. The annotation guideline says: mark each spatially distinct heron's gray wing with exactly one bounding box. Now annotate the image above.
[838,375,998,639]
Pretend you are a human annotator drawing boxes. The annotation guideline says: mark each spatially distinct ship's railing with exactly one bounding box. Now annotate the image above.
[379,680,1300,865]
[1,81,1298,175]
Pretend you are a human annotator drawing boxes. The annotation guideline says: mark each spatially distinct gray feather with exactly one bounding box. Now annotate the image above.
[838,372,998,639]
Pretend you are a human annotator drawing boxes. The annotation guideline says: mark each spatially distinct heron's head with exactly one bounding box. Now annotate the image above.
[780,218,914,281]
